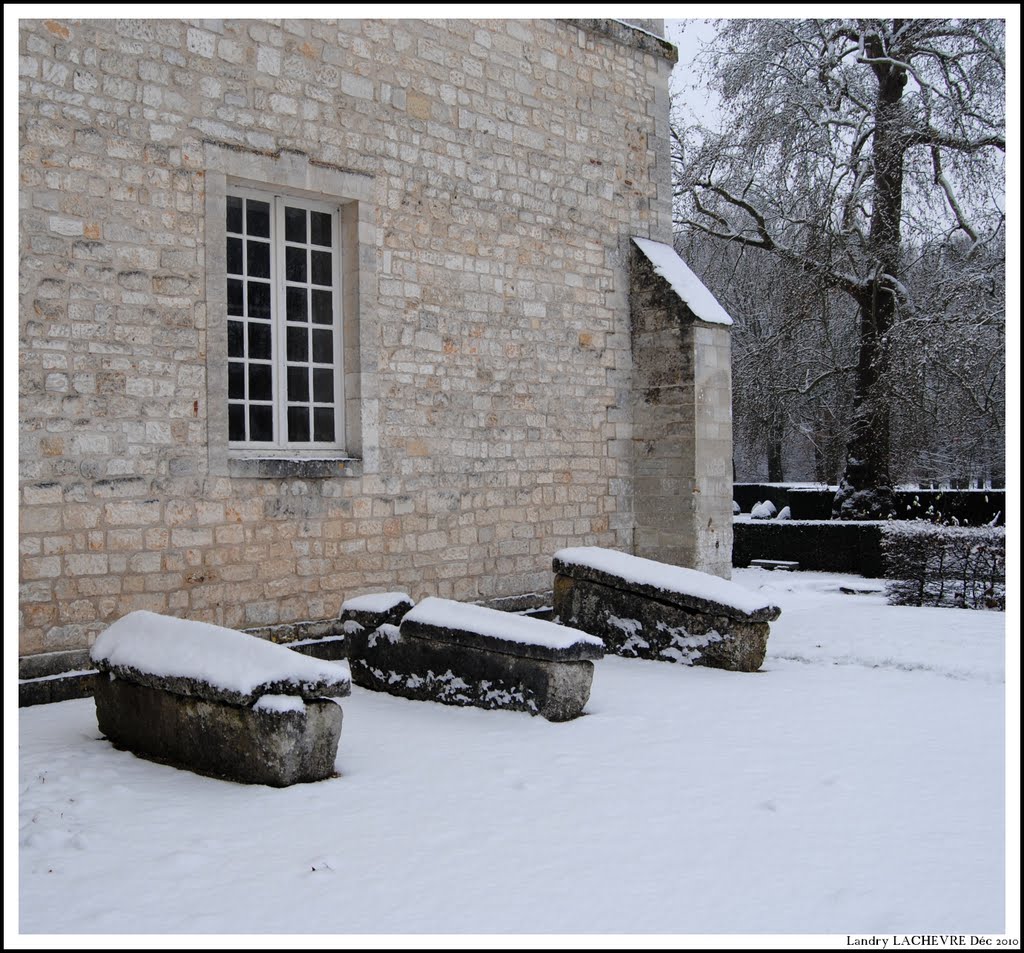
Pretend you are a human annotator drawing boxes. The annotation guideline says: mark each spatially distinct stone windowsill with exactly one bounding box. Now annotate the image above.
[227,456,363,479]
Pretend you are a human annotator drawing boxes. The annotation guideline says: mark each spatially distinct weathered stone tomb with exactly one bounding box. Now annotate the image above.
[91,610,351,786]
[552,547,780,672]
[341,595,603,721]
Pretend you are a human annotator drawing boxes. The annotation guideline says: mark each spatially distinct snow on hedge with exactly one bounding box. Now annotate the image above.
[751,500,777,519]
[404,597,604,652]
[554,547,776,616]
[90,610,351,695]
[341,591,412,613]
[632,237,733,325]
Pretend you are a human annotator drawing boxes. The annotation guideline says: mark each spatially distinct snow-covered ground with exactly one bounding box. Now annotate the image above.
[13,569,1013,940]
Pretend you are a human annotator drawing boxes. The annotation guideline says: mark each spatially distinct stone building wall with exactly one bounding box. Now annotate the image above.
[18,17,705,659]
[629,246,733,578]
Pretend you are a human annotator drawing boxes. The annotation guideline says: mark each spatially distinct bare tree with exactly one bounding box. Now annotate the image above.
[677,235,857,484]
[674,18,1005,516]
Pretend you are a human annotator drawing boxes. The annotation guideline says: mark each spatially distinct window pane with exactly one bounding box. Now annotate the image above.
[228,403,245,441]
[247,240,270,279]
[248,281,271,319]
[288,406,310,442]
[313,407,335,442]
[228,320,244,357]
[312,329,333,363]
[249,405,274,442]
[248,363,273,401]
[310,210,332,246]
[313,367,334,402]
[285,206,306,244]
[311,250,332,286]
[312,289,333,324]
[228,361,245,399]
[227,278,244,316]
[288,366,309,403]
[287,326,308,362]
[226,195,243,234]
[286,287,307,322]
[226,194,342,449]
[226,237,243,276]
[248,322,272,360]
[246,199,270,237]
[285,246,307,282]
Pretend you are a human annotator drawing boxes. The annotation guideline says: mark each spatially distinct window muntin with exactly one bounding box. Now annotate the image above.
[226,189,344,451]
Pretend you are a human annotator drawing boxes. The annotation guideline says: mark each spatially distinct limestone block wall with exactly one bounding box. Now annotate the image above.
[18,17,680,656]
[629,248,733,578]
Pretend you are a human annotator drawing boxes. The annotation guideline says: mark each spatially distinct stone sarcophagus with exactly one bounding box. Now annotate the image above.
[90,610,351,786]
[552,547,780,672]
[343,595,604,722]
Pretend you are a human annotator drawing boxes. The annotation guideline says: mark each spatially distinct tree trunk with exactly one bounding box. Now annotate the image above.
[767,424,784,483]
[833,34,905,519]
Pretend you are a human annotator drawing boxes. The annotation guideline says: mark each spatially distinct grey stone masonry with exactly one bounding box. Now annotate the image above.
[90,610,350,784]
[339,591,416,666]
[17,18,708,669]
[339,592,416,632]
[94,678,343,786]
[348,596,603,720]
[629,241,733,577]
[553,547,780,672]
[19,647,99,707]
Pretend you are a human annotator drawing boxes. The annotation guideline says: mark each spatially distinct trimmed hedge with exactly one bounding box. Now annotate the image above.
[733,520,886,577]
[889,490,1005,527]
[734,518,1006,610]
[734,484,1004,525]
[786,489,835,520]
[881,523,1005,610]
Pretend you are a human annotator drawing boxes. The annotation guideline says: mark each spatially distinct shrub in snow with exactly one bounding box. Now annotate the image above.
[750,500,777,520]
[775,506,791,520]
[897,490,1004,527]
[882,522,1005,610]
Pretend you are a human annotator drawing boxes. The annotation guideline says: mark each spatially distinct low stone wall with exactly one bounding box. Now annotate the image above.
[552,547,780,672]
[19,648,99,707]
[90,610,351,786]
[342,595,603,721]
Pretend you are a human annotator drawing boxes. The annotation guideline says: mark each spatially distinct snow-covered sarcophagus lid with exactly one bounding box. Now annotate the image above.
[346,596,603,721]
[402,597,604,662]
[90,610,350,786]
[91,610,351,706]
[552,547,780,672]
[553,547,780,622]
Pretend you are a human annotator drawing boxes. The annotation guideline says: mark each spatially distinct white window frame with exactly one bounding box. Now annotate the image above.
[203,145,378,479]
[226,187,346,455]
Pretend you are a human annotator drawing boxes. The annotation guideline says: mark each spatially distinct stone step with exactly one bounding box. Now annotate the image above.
[750,559,801,571]
[19,670,100,708]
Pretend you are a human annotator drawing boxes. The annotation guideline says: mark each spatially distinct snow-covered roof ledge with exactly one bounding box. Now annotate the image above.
[632,238,733,326]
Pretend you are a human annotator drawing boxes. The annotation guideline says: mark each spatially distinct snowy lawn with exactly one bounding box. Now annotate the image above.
[16,569,1008,936]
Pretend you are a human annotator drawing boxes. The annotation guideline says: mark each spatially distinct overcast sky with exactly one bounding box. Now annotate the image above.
[664,19,721,127]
